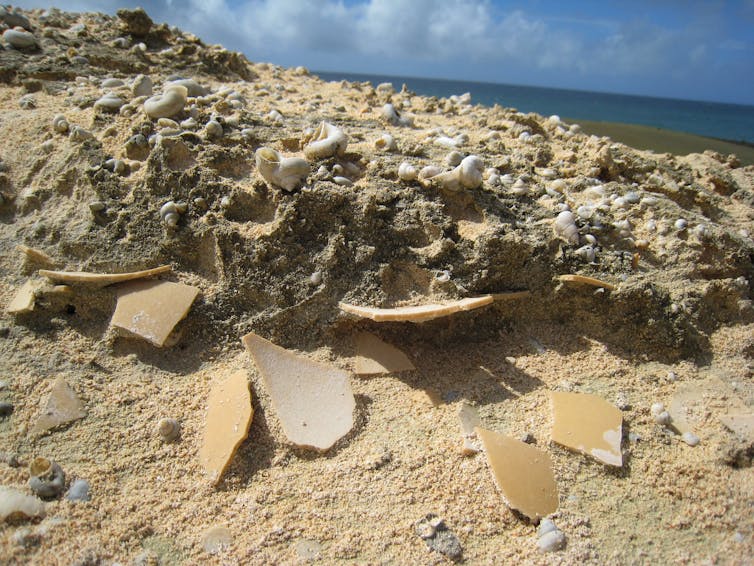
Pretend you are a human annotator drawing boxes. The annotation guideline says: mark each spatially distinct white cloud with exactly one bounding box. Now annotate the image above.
[12,0,750,102]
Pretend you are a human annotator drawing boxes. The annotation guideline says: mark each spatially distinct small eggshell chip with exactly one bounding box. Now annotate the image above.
[354,332,415,375]
[242,332,355,451]
[110,280,199,347]
[550,391,623,466]
[6,279,43,314]
[199,371,253,484]
[32,377,86,435]
[475,427,559,521]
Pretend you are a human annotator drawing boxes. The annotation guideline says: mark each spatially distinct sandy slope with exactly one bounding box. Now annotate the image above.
[1,7,753,565]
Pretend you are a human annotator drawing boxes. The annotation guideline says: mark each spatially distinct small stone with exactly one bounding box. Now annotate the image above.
[615,391,630,410]
[681,431,700,446]
[538,518,558,537]
[66,479,90,502]
[309,271,322,285]
[537,529,566,553]
[415,515,462,561]
[0,401,13,417]
[156,418,181,442]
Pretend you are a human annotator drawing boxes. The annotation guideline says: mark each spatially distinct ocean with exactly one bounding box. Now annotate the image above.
[315,71,754,145]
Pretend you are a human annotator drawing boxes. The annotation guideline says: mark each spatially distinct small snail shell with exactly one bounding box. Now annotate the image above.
[553,210,579,244]
[156,418,181,442]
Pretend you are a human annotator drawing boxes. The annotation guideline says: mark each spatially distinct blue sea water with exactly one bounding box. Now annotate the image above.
[315,71,754,144]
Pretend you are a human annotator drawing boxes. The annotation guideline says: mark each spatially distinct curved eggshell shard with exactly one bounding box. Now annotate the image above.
[242,332,355,451]
[549,391,623,467]
[38,265,171,286]
[475,427,559,521]
[110,280,199,347]
[354,332,415,375]
[339,295,493,323]
[557,274,616,291]
[199,371,253,485]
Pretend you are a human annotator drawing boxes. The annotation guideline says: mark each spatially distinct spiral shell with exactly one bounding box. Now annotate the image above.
[553,211,579,244]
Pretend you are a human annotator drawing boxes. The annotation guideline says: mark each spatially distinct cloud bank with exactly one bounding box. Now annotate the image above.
[12,0,754,104]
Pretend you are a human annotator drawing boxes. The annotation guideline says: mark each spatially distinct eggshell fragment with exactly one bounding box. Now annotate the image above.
[242,332,355,451]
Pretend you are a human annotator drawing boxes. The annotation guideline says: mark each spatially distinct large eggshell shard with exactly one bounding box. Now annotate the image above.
[475,427,559,521]
[0,487,45,522]
[339,295,493,323]
[354,332,414,375]
[33,377,86,435]
[550,391,623,466]
[110,280,199,347]
[199,371,253,484]
[242,332,355,451]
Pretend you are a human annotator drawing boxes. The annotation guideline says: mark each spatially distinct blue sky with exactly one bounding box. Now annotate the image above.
[13,0,754,105]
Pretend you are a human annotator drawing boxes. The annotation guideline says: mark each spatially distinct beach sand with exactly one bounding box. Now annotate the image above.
[1,7,753,565]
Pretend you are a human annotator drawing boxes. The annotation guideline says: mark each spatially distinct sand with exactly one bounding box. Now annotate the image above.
[1,7,753,565]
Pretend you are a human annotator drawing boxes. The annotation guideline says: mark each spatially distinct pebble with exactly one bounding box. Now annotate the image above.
[537,529,566,552]
[674,218,688,231]
[538,518,558,537]
[654,411,672,426]
[681,431,700,446]
[156,417,181,442]
[0,401,13,417]
[415,515,462,561]
[309,271,322,286]
[66,479,90,501]
[29,457,66,499]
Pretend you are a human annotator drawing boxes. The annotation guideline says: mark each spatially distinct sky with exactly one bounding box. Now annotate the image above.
[12,0,754,105]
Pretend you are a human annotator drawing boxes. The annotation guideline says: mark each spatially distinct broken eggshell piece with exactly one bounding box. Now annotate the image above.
[242,332,355,451]
[353,332,415,375]
[32,377,86,435]
[110,280,200,347]
[199,371,253,484]
[339,295,493,323]
[549,391,623,466]
[475,427,559,521]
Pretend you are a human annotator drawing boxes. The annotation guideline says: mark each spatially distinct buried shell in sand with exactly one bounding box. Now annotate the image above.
[255,147,310,192]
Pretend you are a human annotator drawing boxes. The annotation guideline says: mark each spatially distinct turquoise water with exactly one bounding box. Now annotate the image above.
[315,71,754,144]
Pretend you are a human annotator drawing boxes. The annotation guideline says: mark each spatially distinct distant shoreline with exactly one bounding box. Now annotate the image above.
[571,120,754,166]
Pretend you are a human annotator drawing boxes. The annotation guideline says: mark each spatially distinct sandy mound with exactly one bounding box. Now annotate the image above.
[1,7,753,564]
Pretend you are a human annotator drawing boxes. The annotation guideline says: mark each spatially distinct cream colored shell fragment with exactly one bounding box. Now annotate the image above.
[242,332,355,451]
[6,279,43,314]
[39,265,171,286]
[420,155,484,191]
[339,295,493,323]
[0,487,45,522]
[32,377,86,435]
[303,121,348,160]
[199,371,253,484]
[143,84,188,119]
[353,332,415,375]
[475,427,559,521]
[550,391,623,466]
[110,280,200,347]
[255,147,309,192]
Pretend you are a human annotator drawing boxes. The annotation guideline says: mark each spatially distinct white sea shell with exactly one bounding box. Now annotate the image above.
[143,85,188,119]
[303,122,348,160]
[381,103,413,127]
[167,78,208,97]
[374,133,397,152]
[132,74,153,97]
[553,210,579,244]
[51,114,69,134]
[3,28,36,49]
[255,147,310,192]
[94,93,125,112]
[422,155,484,192]
[398,162,417,182]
